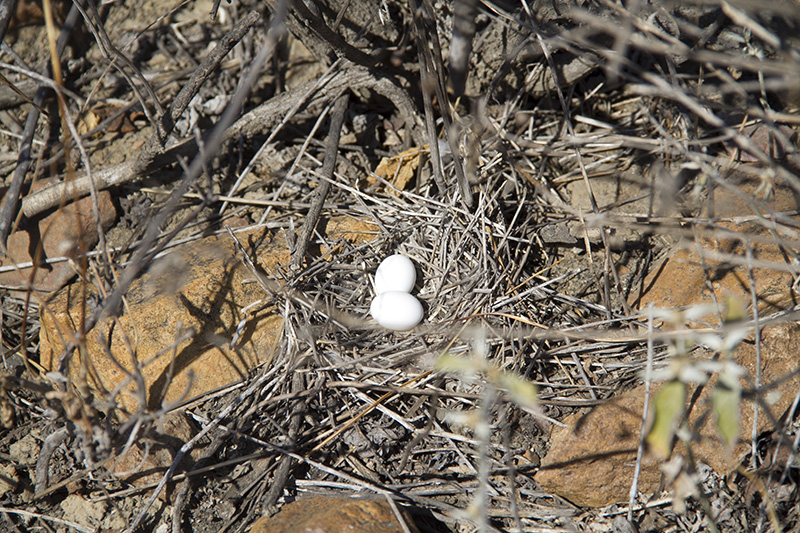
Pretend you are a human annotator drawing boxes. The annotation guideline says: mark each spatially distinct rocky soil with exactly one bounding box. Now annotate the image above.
[1,0,800,532]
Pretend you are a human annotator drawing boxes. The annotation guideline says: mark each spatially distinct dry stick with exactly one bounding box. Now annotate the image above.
[72,0,164,130]
[222,59,344,216]
[187,410,417,506]
[233,61,423,222]
[291,92,350,270]
[272,0,424,146]
[260,370,306,510]
[449,0,477,99]
[54,199,210,377]
[499,407,523,533]
[42,0,113,334]
[287,0,377,68]
[746,242,762,469]
[22,64,418,218]
[226,227,363,330]
[123,8,288,527]
[409,0,472,208]
[0,507,93,533]
[0,3,80,250]
[0,72,42,111]
[36,3,241,377]
[0,0,19,49]
[170,431,236,533]
[629,305,655,522]
[19,11,261,218]
[34,427,68,495]
[418,0,472,208]
[311,371,434,453]
[409,0,445,193]
[132,366,282,533]
[135,10,262,172]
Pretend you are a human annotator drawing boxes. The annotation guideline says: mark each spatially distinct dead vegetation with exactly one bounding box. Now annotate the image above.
[1,0,800,531]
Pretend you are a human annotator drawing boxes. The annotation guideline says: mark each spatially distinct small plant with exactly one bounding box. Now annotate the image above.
[435,329,540,531]
[641,301,754,517]
[645,304,750,458]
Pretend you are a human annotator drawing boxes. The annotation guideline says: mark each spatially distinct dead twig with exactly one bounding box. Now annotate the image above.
[0,0,18,48]
[260,371,306,510]
[18,9,261,219]
[21,63,422,218]
[134,10,262,173]
[292,92,350,269]
[409,0,472,207]
[0,4,80,250]
[34,426,68,495]
[71,0,164,131]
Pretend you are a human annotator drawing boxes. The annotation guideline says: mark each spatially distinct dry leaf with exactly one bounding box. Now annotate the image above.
[78,109,100,136]
[79,103,142,137]
[371,145,428,194]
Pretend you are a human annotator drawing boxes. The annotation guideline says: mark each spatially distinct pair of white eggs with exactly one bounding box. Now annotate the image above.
[370,254,423,331]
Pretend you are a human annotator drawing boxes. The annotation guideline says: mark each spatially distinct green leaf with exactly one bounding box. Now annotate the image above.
[498,371,539,409]
[713,375,741,449]
[722,295,747,323]
[435,354,478,373]
[646,380,686,459]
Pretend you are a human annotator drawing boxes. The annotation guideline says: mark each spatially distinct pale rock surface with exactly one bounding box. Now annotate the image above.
[39,218,377,414]
[8,433,38,465]
[60,494,107,530]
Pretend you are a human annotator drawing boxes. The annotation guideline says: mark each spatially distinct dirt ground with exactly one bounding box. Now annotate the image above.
[1,0,800,532]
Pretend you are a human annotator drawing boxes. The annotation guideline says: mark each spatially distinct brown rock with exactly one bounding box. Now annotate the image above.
[0,191,117,293]
[248,496,420,533]
[537,173,800,507]
[319,215,380,252]
[638,174,798,315]
[537,321,800,506]
[535,387,660,507]
[38,218,376,414]
[39,227,285,414]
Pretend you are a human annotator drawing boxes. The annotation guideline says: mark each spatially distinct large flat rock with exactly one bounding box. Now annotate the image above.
[535,322,800,507]
[536,173,800,507]
[39,218,377,414]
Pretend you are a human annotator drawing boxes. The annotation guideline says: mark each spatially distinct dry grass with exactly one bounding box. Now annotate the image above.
[1,0,800,531]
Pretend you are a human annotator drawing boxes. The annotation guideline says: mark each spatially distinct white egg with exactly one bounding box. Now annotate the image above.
[370,291,423,331]
[375,254,416,294]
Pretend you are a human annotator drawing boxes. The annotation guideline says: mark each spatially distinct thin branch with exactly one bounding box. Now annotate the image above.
[0,4,80,251]
[291,92,350,270]
[134,10,262,172]
[22,64,422,218]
